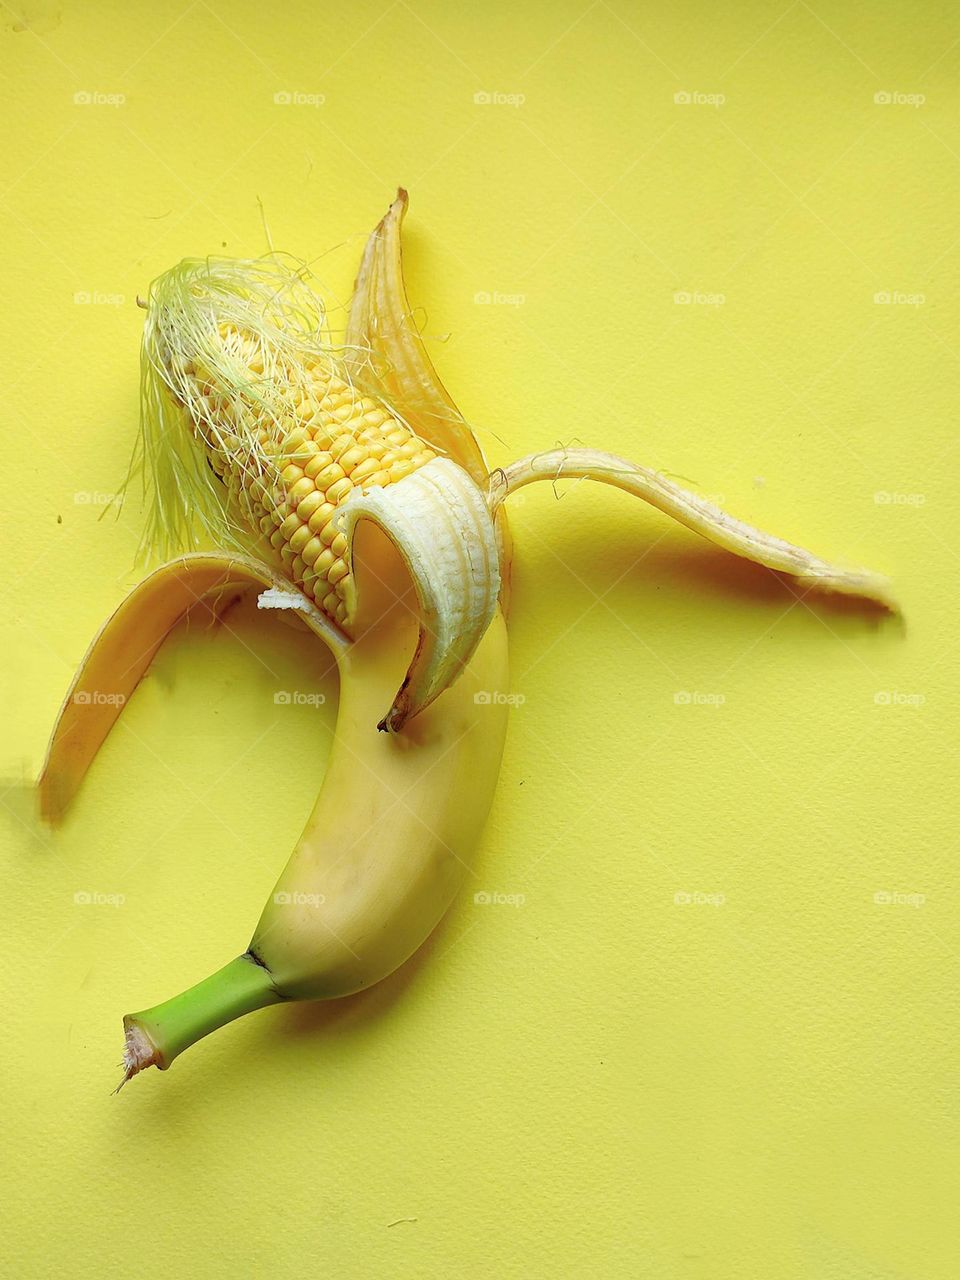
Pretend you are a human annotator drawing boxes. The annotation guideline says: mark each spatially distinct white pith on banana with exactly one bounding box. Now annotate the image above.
[37,190,896,1085]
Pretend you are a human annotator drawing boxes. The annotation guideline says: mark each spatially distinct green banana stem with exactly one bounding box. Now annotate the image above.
[121,954,282,1083]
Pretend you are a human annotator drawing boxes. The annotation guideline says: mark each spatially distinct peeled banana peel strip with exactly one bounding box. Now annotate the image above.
[345,189,487,485]
[489,448,896,610]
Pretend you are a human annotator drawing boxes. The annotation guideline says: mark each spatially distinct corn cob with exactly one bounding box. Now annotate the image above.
[141,269,437,630]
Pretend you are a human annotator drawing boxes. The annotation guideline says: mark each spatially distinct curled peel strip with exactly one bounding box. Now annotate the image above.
[336,457,501,732]
[488,448,896,610]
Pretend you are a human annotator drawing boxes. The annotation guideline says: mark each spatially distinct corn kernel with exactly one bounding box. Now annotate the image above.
[314,462,345,490]
[287,477,315,507]
[313,547,336,577]
[328,557,349,586]
[301,535,324,566]
[351,457,380,483]
[304,451,333,480]
[296,491,325,522]
[288,524,313,555]
[307,502,336,534]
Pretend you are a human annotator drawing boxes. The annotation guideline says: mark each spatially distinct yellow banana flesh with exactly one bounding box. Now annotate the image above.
[252,605,509,1001]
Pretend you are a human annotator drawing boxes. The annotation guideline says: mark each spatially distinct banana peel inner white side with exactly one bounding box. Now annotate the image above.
[335,457,500,732]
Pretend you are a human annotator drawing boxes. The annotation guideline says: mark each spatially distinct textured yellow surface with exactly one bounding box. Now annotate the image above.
[1,2,957,1276]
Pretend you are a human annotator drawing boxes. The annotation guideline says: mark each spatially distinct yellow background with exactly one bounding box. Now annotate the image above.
[1,1,957,1276]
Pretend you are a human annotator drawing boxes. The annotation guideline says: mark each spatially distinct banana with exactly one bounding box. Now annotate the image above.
[39,191,895,1084]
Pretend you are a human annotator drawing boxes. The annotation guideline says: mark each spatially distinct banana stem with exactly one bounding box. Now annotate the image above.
[120,954,282,1084]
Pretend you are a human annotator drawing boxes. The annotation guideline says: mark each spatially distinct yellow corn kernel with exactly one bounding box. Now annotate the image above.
[328,557,349,586]
[326,477,352,505]
[313,547,336,578]
[301,535,324,567]
[279,513,301,542]
[286,476,315,507]
[303,451,334,480]
[296,491,325,522]
[314,462,345,490]
[288,524,313,556]
[307,502,337,535]
[350,457,380,484]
